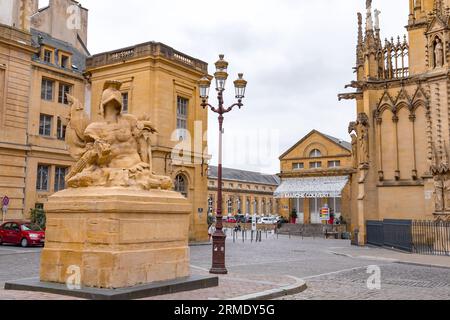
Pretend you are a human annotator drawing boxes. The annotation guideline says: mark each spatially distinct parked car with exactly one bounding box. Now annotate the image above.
[226,217,237,223]
[0,221,45,247]
[260,217,276,225]
[235,215,247,223]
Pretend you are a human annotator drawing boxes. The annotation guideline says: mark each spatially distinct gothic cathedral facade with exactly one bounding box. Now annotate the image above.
[340,0,450,244]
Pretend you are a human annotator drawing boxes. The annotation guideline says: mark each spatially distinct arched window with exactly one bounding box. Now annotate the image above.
[310,149,322,158]
[227,198,233,215]
[174,174,188,197]
[237,197,242,214]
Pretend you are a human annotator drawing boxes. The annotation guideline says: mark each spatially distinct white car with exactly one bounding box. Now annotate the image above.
[260,217,276,225]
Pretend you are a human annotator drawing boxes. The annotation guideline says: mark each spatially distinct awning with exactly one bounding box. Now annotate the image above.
[274,176,349,199]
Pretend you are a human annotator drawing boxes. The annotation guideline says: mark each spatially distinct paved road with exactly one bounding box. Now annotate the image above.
[1,234,449,300]
[0,245,41,289]
[191,234,450,300]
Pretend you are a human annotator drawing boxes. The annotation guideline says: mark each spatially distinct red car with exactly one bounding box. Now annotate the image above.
[0,221,45,247]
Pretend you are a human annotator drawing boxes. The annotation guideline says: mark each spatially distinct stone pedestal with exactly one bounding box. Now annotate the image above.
[40,187,191,289]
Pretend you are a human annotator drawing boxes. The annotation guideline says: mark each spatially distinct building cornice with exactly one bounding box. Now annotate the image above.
[282,154,352,162]
[31,62,85,81]
[207,187,275,196]
[279,167,356,179]
[86,42,208,75]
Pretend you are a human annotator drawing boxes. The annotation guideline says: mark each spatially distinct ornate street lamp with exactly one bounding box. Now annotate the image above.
[199,54,247,275]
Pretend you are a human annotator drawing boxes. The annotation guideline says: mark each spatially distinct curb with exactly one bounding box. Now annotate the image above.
[395,261,450,270]
[329,250,450,270]
[189,242,212,247]
[227,276,307,301]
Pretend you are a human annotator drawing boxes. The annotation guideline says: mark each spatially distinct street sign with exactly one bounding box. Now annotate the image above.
[2,196,9,207]
[320,206,330,222]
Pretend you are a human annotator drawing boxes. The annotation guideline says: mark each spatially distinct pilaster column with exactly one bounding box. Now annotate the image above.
[393,114,400,180]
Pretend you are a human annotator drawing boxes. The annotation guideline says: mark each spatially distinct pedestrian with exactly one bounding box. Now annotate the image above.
[208,224,215,242]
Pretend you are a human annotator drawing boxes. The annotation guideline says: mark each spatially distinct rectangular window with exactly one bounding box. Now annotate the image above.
[208,196,214,214]
[310,162,322,169]
[54,167,67,192]
[61,55,70,69]
[57,117,66,140]
[328,160,341,168]
[39,114,52,136]
[122,92,129,113]
[36,165,50,191]
[43,50,52,63]
[329,197,342,214]
[35,203,44,210]
[293,163,304,170]
[58,83,72,105]
[228,199,233,215]
[176,96,188,140]
[41,79,54,101]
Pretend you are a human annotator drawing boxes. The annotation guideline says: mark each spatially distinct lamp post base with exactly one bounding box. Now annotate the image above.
[210,267,228,275]
[209,230,228,275]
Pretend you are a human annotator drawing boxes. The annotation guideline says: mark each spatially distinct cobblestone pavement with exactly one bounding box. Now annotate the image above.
[1,234,449,300]
[280,264,450,300]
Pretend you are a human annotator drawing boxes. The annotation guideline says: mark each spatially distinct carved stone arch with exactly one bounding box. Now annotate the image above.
[411,99,428,113]
[303,143,328,158]
[412,85,427,99]
[378,90,395,108]
[394,87,412,107]
[395,102,412,114]
[377,103,394,116]
[411,86,430,109]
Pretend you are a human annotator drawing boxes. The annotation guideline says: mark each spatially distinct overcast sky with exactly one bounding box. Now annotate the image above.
[42,0,408,174]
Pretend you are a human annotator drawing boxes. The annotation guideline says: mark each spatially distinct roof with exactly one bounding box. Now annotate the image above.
[208,166,280,186]
[322,133,352,151]
[279,130,352,159]
[30,28,87,73]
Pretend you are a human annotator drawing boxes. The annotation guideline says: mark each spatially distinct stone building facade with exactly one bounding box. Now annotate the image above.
[85,43,210,242]
[0,0,88,218]
[276,130,354,224]
[0,0,210,242]
[207,166,280,217]
[339,0,450,244]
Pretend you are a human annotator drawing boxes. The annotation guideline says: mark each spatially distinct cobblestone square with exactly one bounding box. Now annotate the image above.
[1,234,449,300]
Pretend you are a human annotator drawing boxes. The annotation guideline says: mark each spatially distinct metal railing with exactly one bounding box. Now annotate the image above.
[366,219,450,256]
[412,220,450,256]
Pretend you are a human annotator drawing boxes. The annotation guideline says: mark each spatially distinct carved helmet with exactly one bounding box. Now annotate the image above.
[99,80,123,116]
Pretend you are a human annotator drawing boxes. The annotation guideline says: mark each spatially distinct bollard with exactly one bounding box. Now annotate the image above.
[251,230,254,243]
[242,230,245,243]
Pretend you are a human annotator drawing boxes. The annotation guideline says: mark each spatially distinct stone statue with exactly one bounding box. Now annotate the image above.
[374,9,381,30]
[357,113,370,167]
[430,144,450,212]
[65,80,172,190]
[348,121,358,169]
[434,38,444,68]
